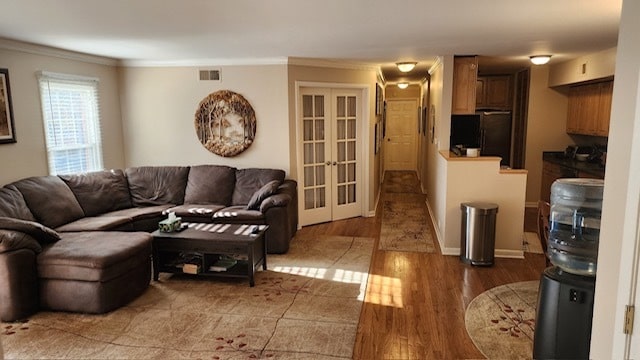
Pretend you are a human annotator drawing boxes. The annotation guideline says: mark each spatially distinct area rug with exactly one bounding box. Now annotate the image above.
[465,281,539,360]
[378,193,435,253]
[1,234,373,360]
[383,171,421,194]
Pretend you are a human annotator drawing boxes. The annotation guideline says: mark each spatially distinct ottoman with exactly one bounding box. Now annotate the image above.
[37,231,152,314]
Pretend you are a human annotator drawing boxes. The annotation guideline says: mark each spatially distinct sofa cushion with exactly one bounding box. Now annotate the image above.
[12,176,85,228]
[99,205,173,221]
[184,165,236,205]
[0,217,60,244]
[125,166,190,206]
[0,185,36,221]
[37,231,152,282]
[55,216,133,232]
[246,180,281,210]
[60,170,132,216]
[232,168,286,206]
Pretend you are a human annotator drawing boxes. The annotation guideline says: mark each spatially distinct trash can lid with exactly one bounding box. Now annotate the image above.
[460,202,499,214]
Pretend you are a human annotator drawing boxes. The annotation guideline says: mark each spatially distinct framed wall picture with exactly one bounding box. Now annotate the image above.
[375,83,383,115]
[0,68,16,144]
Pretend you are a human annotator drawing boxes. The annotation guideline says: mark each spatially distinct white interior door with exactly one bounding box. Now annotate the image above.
[298,88,362,226]
[384,100,418,171]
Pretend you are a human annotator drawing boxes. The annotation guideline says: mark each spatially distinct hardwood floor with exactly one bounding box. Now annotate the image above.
[295,186,546,359]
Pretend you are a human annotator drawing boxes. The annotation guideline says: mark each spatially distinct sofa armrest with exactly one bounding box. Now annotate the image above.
[259,193,291,213]
[0,217,61,245]
[0,229,43,254]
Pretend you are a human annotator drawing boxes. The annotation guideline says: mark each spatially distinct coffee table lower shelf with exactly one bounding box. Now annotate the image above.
[151,223,268,287]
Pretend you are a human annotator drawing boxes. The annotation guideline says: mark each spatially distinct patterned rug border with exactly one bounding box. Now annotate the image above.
[465,280,539,360]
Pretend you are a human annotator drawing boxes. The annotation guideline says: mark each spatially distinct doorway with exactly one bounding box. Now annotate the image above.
[297,87,363,226]
[384,99,418,171]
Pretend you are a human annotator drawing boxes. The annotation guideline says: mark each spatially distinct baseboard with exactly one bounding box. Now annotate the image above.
[425,200,445,251]
[440,247,525,259]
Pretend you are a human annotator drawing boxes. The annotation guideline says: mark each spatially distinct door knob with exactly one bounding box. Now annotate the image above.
[326,161,331,165]
[387,138,391,141]
[333,162,337,166]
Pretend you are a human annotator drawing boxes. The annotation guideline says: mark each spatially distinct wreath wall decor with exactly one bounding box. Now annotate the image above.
[194,90,257,157]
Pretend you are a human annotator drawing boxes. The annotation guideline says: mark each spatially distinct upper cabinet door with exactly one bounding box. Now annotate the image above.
[452,56,478,114]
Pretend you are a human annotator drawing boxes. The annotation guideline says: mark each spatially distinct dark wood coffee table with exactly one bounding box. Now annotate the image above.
[151,223,268,287]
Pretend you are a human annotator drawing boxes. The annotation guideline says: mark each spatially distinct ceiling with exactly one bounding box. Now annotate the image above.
[0,0,622,84]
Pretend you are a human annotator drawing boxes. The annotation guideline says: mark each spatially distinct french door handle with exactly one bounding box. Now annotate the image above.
[326,161,331,165]
[333,162,337,166]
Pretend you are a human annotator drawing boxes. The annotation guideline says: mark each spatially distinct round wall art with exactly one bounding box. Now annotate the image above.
[194,90,256,157]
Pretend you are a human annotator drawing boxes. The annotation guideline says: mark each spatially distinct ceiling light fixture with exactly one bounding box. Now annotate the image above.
[396,62,417,72]
[397,82,409,89]
[530,55,552,65]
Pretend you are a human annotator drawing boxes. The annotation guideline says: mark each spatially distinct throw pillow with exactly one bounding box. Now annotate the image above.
[246,180,281,210]
[0,217,61,244]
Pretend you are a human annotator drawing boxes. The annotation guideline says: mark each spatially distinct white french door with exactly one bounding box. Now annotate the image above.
[298,87,362,226]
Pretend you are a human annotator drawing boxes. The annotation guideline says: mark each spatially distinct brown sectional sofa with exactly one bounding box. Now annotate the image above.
[0,165,297,321]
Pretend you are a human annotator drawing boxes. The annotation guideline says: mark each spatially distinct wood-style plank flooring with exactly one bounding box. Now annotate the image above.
[295,176,546,360]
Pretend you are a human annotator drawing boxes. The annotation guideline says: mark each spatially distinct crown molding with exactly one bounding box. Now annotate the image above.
[119,57,289,67]
[287,57,379,72]
[428,56,444,75]
[0,37,118,66]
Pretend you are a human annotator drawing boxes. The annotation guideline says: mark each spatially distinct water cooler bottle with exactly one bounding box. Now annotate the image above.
[533,178,603,359]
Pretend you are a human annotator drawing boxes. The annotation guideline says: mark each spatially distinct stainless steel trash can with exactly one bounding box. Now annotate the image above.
[460,202,498,266]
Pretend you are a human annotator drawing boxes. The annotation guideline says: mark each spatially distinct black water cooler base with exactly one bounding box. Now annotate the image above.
[533,267,596,359]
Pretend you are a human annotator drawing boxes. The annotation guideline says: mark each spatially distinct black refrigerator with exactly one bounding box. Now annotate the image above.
[478,111,512,167]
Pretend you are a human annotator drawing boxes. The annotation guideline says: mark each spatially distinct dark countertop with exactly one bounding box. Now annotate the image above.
[543,151,605,178]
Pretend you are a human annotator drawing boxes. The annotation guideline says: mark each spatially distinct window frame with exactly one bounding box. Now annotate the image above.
[37,71,104,175]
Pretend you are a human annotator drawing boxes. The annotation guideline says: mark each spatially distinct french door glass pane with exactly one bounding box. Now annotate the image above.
[316,165,325,185]
[338,163,346,183]
[348,163,355,182]
[338,142,346,162]
[315,143,325,163]
[348,140,356,161]
[304,189,314,209]
[303,95,313,117]
[347,96,356,117]
[304,166,314,187]
[348,184,356,203]
[315,96,324,116]
[337,97,345,117]
[315,120,325,140]
[337,119,346,140]
[316,188,326,207]
[304,143,314,164]
[304,120,313,141]
[338,186,346,205]
[348,119,356,138]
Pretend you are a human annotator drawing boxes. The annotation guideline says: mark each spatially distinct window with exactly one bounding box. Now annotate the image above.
[38,72,103,175]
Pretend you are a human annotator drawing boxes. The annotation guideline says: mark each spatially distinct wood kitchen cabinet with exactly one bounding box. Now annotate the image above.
[452,56,478,114]
[566,80,613,137]
[476,75,512,109]
[540,161,578,203]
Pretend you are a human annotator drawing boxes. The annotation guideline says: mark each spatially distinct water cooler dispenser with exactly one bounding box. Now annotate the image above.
[533,178,604,359]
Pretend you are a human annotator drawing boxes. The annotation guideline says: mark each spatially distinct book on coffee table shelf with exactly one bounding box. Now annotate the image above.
[209,255,238,272]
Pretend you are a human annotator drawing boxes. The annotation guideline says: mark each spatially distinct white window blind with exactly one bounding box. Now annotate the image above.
[38,72,103,175]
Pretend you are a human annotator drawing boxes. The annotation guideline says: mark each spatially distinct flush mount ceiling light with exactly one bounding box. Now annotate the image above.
[396,62,417,72]
[397,82,409,89]
[530,55,552,65]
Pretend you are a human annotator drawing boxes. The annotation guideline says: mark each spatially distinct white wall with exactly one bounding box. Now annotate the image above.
[443,158,527,256]
[118,64,290,173]
[591,0,640,357]
[524,65,573,203]
[0,42,124,185]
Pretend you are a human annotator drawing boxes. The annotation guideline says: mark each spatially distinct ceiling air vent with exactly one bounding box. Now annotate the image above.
[199,69,221,81]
